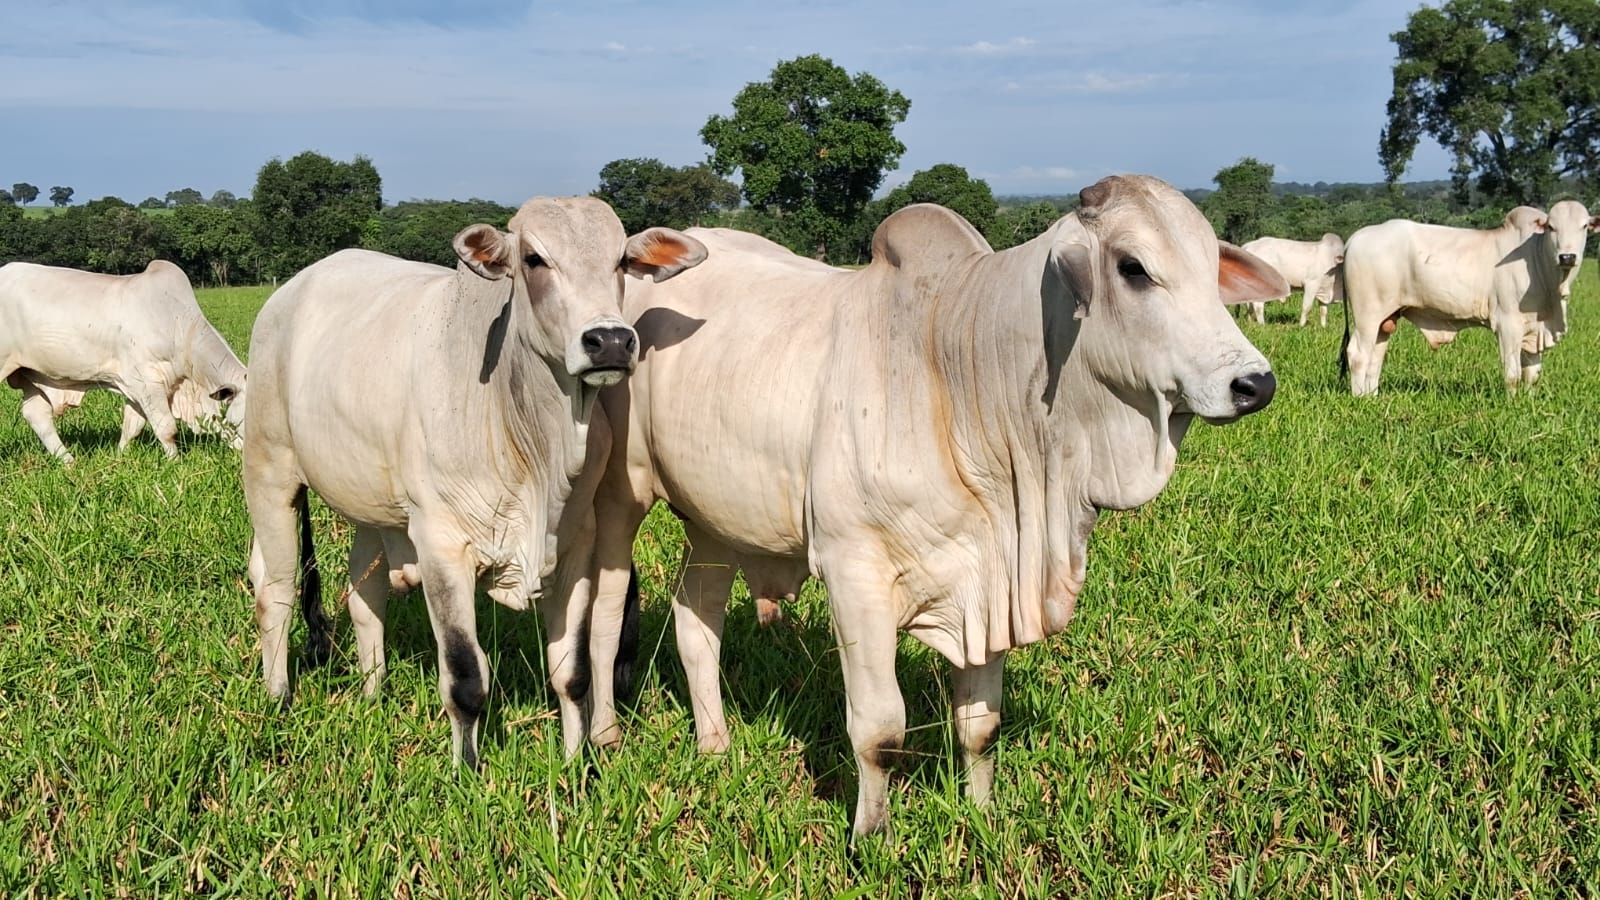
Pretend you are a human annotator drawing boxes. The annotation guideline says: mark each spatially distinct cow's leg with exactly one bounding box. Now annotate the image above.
[1493,322,1523,393]
[1318,303,1330,328]
[587,499,651,749]
[1521,349,1543,388]
[117,402,146,452]
[412,527,489,770]
[1250,301,1265,325]
[1299,279,1320,327]
[674,523,737,753]
[346,526,389,697]
[245,476,305,701]
[123,382,180,458]
[952,654,1005,807]
[540,526,598,760]
[1347,316,1392,397]
[16,380,74,464]
[821,562,905,839]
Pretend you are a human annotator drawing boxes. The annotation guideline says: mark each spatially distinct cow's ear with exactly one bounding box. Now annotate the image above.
[453,224,515,280]
[1531,215,1550,234]
[1219,242,1290,305]
[209,385,238,403]
[1589,215,1600,233]
[1049,217,1096,319]
[623,228,708,283]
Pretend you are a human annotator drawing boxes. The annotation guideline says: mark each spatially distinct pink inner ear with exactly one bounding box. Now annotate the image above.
[634,234,689,268]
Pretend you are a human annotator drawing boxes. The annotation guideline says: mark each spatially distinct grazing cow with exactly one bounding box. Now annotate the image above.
[243,196,705,768]
[1342,201,1598,395]
[1241,233,1345,327]
[580,175,1287,836]
[0,260,246,463]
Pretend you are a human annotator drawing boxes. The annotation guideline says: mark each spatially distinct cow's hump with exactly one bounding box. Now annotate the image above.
[870,204,992,278]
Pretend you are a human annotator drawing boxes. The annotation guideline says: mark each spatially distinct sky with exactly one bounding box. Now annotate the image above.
[0,0,1455,205]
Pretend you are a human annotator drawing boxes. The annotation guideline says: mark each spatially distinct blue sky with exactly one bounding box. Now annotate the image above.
[1,0,1453,204]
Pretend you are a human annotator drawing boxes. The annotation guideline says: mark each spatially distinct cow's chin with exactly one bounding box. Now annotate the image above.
[579,367,629,388]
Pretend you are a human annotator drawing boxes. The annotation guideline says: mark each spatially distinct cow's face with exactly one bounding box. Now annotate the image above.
[173,378,245,448]
[453,197,706,388]
[1053,175,1285,425]
[1541,200,1595,273]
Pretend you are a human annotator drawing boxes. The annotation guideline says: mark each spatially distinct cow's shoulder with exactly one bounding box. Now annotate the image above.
[869,204,992,279]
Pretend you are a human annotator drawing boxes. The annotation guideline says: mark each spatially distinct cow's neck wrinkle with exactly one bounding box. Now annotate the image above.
[434,272,591,575]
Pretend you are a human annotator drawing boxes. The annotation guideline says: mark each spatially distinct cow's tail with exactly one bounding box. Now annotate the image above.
[1338,286,1352,382]
[297,487,333,668]
[613,566,643,701]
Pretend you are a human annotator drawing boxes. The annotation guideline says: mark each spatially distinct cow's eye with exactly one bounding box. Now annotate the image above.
[524,252,545,269]
[1117,257,1150,283]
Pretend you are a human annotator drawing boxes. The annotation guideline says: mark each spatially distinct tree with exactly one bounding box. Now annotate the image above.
[248,151,382,279]
[138,197,167,210]
[593,158,740,234]
[702,54,910,260]
[1380,0,1600,205]
[12,183,39,206]
[878,164,999,236]
[49,186,74,207]
[171,203,259,285]
[209,189,238,209]
[165,188,204,207]
[84,197,173,274]
[1205,157,1276,244]
[365,199,515,268]
[0,189,13,207]
[988,201,1064,250]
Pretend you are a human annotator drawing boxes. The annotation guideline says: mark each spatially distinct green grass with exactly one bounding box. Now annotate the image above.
[4,268,1600,895]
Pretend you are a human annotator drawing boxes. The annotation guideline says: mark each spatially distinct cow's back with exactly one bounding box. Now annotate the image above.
[248,250,453,526]
[0,261,180,383]
[1347,220,1504,320]
[615,229,853,557]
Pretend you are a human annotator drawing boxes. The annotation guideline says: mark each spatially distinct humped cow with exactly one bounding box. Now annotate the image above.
[1342,200,1597,395]
[578,174,1288,836]
[1241,233,1345,326]
[244,197,705,768]
[0,260,247,463]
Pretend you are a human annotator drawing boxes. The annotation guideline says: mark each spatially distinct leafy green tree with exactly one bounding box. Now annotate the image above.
[49,186,73,207]
[1205,157,1276,243]
[84,197,174,274]
[0,203,23,260]
[165,188,204,207]
[988,201,1064,250]
[365,199,515,268]
[878,164,998,236]
[1381,0,1600,204]
[209,189,238,209]
[138,197,167,210]
[702,54,910,260]
[249,151,382,279]
[11,183,39,206]
[172,203,259,285]
[593,158,740,234]
[0,189,13,207]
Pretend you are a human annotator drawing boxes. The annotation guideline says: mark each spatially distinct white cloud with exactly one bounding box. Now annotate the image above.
[957,36,1037,56]
[1002,71,1169,95]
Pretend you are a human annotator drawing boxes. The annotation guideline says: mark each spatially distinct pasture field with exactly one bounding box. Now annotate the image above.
[3,271,1600,896]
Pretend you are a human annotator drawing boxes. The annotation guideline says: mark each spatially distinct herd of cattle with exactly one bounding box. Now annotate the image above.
[0,175,1594,837]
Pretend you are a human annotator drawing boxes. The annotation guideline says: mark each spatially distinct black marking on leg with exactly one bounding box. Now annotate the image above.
[444,630,486,722]
[296,487,332,668]
[865,736,904,772]
[974,723,1000,756]
[613,566,642,701]
[564,613,592,704]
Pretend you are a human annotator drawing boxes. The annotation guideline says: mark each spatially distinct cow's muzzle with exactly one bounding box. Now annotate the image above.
[578,326,637,383]
[1230,371,1276,415]
[1559,253,1578,269]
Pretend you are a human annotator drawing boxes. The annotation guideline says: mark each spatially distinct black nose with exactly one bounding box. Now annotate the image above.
[580,326,637,369]
[1230,371,1276,415]
[1559,253,1577,268]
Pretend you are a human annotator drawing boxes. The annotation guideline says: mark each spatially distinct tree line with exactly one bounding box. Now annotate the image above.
[1,0,1592,282]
